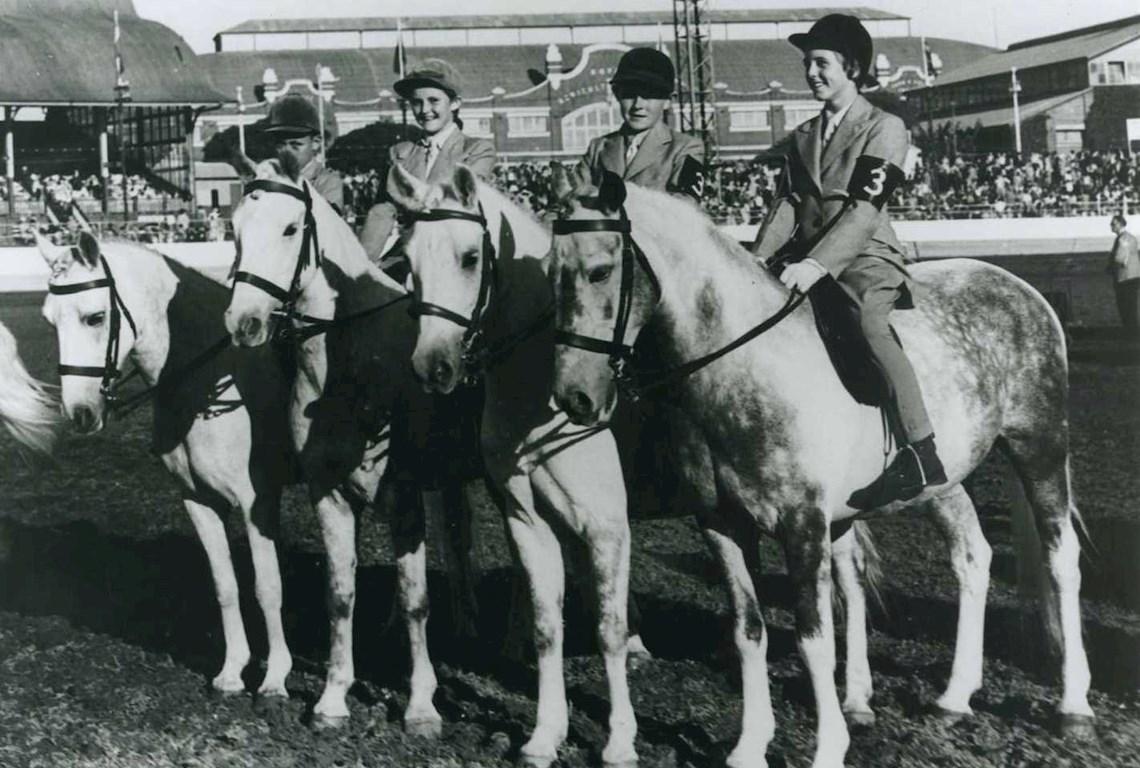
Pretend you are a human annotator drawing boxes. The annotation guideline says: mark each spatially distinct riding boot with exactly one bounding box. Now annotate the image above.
[847,434,947,511]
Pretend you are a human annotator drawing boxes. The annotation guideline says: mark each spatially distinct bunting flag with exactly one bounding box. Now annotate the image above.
[113,10,129,89]
[393,18,407,77]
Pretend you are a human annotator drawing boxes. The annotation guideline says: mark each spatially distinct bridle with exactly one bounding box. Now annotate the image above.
[231,179,322,334]
[552,210,659,396]
[552,207,805,400]
[50,250,138,401]
[406,205,503,381]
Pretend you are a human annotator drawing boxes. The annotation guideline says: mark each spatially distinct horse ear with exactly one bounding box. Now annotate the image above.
[550,162,574,205]
[229,148,259,181]
[451,165,478,210]
[34,231,69,269]
[596,170,627,214]
[387,162,429,210]
[76,231,100,268]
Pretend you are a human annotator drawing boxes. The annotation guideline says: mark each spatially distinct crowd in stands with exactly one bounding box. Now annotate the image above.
[0,170,166,204]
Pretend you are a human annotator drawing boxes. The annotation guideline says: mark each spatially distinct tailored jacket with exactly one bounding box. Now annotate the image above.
[1111,229,1140,282]
[302,158,345,214]
[360,128,496,262]
[579,120,705,194]
[752,95,911,301]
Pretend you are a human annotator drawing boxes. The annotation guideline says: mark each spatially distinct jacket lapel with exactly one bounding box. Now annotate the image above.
[821,96,872,177]
[624,121,670,180]
[794,117,822,192]
[600,132,626,177]
[426,129,465,183]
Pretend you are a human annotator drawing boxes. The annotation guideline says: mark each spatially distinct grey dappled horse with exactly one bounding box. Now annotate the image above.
[546,170,1093,768]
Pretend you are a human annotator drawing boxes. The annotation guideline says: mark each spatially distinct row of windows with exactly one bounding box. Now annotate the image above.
[1090,60,1140,85]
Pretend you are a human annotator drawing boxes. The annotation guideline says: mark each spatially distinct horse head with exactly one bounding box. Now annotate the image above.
[548,165,660,425]
[38,231,135,434]
[225,159,320,347]
[388,161,492,393]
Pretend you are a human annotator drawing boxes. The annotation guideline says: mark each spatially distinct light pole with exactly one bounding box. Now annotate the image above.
[490,86,506,154]
[236,86,246,155]
[1010,66,1023,156]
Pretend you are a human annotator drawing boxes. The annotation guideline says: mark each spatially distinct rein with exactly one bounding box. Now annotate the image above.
[552,209,805,401]
[50,251,138,402]
[407,205,553,382]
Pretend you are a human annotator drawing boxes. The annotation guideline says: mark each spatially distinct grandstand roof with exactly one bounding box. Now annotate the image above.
[932,15,1140,86]
[0,11,228,106]
[201,36,993,109]
[219,8,907,35]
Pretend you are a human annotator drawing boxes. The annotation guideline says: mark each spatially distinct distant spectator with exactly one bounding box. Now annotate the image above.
[1109,213,1140,337]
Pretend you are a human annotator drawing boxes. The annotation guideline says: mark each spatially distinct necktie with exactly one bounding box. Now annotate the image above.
[424,142,436,175]
[625,134,641,164]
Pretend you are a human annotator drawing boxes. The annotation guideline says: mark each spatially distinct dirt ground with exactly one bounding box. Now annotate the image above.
[1,291,1139,768]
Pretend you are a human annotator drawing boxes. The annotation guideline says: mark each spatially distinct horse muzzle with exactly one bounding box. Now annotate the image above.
[225,308,270,348]
[413,346,461,394]
[68,402,104,435]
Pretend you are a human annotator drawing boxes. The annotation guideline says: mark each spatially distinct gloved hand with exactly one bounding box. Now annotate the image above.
[779,258,829,293]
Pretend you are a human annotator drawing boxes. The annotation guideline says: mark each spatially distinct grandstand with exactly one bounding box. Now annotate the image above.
[198,8,994,162]
[910,14,1140,153]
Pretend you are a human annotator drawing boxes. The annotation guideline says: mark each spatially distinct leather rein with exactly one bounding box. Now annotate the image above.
[551,208,805,400]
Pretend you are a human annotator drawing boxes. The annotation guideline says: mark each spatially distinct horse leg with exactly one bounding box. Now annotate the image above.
[702,522,774,768]
[183,495,250,694]
[312,489,357,727]
[438,480,480,641]
[831,525,874,725]
[530,449,637,768]
[237,495,292,699]
[922,485,991,717]
[1005,444,1094,735]
[385,479,442,737]
[502,473,568,768]
[782,512,847,768]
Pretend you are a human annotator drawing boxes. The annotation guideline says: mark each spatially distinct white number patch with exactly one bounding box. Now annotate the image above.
[862,166,887,198]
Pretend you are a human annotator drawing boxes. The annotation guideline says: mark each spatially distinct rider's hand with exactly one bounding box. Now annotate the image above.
[779,258,828,293]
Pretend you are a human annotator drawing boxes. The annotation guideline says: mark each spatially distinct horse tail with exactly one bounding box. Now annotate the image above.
[0,321,59,456]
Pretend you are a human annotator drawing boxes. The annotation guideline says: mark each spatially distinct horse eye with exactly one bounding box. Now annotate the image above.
[460,250,479,269]
[588,265,614,284]
[283,223,298,236]
[84,311,106,327]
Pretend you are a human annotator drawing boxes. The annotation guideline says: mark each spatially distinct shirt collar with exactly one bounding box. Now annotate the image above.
[425,122,457,150]
[823,100,855,132]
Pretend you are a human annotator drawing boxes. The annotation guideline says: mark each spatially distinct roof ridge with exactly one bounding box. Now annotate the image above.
[1007,13,1140,51]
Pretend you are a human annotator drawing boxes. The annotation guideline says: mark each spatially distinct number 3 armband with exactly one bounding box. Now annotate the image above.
[847,155,904,210]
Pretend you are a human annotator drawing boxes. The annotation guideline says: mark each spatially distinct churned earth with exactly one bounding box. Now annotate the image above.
[1,292,1138,768]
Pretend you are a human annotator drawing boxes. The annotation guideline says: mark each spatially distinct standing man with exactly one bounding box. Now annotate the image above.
[578,48,705,200]
[1109,213,1140,337]
[263,94,345,215]
[751,14,946,510]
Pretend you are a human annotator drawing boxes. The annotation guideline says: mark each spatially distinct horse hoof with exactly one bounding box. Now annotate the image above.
[210,684,247,699]
[311,713,350,731]
[845,709,876,728]
[603,760,638,768]
[518,752,557,768]
[1060,714,1097,742]
[253,692,289,714]
[405,716,443,739]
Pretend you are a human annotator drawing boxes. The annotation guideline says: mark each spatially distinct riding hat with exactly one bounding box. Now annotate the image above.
[395,58,464,100]
[789,14,879,89]
[610,48,675,99]
[264,94,322,137]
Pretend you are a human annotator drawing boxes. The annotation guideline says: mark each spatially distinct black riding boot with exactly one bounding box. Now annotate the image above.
[847,434,947,511]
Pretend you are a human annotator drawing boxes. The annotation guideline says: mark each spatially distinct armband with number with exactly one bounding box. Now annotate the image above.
[668,155,706,202]
[847,155,904,210]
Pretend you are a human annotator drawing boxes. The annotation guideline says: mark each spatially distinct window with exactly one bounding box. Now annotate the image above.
[465,115,493,139]
[1107,61,1126,84]
[508,114,549,136]
[729,108,770,132]
[783,105,818,130]
[561,101,623,153]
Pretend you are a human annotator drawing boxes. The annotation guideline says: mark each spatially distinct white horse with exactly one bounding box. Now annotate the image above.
[387,164,638,767]
[38,232,294,699]
[547,170,1093,768]
[224,160,470,734]
[0,319,58,456]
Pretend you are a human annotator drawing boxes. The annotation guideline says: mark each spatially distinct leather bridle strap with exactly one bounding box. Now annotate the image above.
[50,252,138,397]
[551,212,660,370]
[232,179,321,310]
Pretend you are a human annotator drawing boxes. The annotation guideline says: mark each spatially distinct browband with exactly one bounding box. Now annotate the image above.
[411,208,487,227]
[552,219,632,235]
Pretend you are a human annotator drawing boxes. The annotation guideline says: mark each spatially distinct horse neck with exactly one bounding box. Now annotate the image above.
[299,195,404,320]
[624,189,817,393]
[104,245,235,387]
[480,186,553,339]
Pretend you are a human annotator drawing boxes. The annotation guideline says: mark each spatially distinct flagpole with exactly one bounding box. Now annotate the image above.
[396,18,407,128]
[113,10,131,223]
[315,64,325,159]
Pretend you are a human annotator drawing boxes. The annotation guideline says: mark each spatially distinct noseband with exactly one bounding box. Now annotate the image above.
[50,250,138,400]
[552,209,661,396]
[407,205,498,376]
[232,179,321,322]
